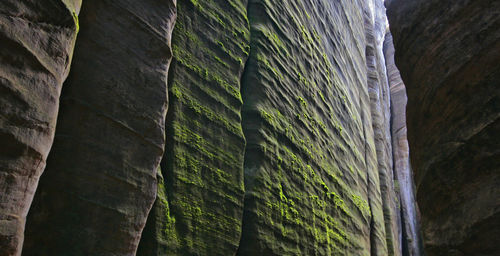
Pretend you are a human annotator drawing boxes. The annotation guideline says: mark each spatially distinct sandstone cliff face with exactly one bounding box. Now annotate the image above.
[139,0,406,255]
[23,0,176,255]
[0,0,425,255]
[238,0,387,254]
[387,0,500,255]
[384,32,423,256]
[364,2,401,254]
[137,0,249,255]
[0,1,80,255]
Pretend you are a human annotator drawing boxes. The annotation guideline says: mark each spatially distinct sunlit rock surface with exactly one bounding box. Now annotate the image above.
[384,32,423,256]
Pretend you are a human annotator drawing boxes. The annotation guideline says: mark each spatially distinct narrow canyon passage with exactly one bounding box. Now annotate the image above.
[0,0,497,256]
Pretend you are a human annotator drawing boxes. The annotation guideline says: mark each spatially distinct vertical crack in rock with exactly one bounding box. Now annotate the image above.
[235,3,252,252]
[137,0,251,255]
[384,32,423,256]
[136,54,178,255]
[0,1,80,255]
[22,0,176,255]
[363,1,401,255]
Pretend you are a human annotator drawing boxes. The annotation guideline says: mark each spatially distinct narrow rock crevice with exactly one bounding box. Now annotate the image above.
[384,31,424,256]
[362,2,398,254]
[235,3,253,252]
[136,48,179,255]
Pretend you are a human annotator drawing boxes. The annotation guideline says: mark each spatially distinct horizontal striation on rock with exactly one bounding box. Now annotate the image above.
[236,0,396,255]
[137,0,250,255]
[22,0,176,255]
[387,0,500,255]
[0,1,80,255]
[0,0,430,255]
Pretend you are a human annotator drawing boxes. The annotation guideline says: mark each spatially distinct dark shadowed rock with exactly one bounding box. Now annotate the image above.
[387,0,500,255]
[22,0,176,255]
[0,1,80,255]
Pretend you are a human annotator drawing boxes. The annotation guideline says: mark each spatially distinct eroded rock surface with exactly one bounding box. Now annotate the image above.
[384,32,423,256]
[237,0,397,255]
[0,0,433,255]
[137,0,407,255]
[0,1,80,255]
[23,0,176,255]
[387,0,500,255]
[364,2,401,254]
[137,0,249,255]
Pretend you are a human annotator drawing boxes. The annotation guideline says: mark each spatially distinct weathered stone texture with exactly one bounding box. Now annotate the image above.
[137,0,250,255]
[0,1,80,255]
[364,1,401,255]
[387,0,500,255]
[384,32,423,256]
[23,0,176,255]
[237,0,398,255]
[136,0,407,255]
[0,0,434,255]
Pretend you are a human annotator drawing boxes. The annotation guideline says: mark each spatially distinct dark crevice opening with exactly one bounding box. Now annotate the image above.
[235,2,254,255]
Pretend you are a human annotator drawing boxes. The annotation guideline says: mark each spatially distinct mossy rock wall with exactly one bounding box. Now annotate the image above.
[238,0,390,255]
[3,0,408,255]
[138,0,250,255]
[139,0,401,255]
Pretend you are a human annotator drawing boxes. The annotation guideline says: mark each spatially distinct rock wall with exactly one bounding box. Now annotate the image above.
[386,0,500,255]
[364,1,401,254]
[137,0,249,255]
[0,1,80,255]
[238,0,386,254]
[0,0,425,255]
[384,32,423,256]
[139,0,408,255]
[23,0,176,255]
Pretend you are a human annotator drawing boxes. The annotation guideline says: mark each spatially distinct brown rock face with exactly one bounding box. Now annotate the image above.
[0,1,80,255]
[384,32,423,256]
[364,2,401,254]
[387,0,500,255]
[0,0,433,255]
[22,0,176,255]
